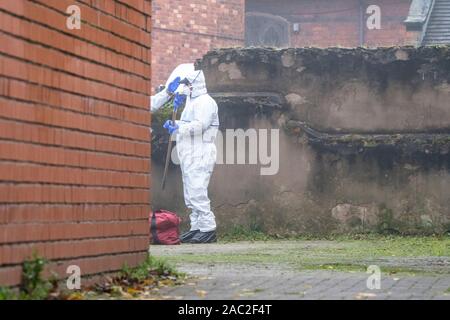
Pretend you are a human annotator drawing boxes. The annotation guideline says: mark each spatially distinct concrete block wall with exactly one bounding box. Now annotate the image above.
[0,0,152,286]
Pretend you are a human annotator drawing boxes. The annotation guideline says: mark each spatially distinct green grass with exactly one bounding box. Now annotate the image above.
[303,263,424,275]
[0,287,17,300]
[158,235,450,275]
[220,226,450,243]
[220,225,272,242]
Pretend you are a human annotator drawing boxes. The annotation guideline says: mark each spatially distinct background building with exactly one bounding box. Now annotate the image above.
[152,0,447,90]
[245,0,417,48]
[151,0,245,91]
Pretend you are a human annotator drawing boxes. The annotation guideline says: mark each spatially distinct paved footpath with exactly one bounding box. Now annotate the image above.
[150,242,450,300]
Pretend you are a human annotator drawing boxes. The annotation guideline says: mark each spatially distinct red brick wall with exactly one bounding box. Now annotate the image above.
[246,0,416,47]
[0,0,151,286]
[152,0,245,91]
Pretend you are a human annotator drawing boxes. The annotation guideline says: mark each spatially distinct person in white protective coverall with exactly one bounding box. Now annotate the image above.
[150,65,219,244]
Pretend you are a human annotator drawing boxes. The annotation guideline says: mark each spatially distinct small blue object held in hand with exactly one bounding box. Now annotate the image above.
[173,93,186,111]
[167,77,181,94]
[163,120,179,135]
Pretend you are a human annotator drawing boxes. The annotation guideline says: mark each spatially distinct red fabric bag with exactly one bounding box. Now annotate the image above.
[150,210,181,245]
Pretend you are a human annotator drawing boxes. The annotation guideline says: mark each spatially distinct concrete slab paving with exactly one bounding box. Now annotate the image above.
[150,241,450,300]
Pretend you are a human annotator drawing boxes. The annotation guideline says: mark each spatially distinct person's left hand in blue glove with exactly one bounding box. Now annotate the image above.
[167,77,181,95]
[173,93,186,111]
[163,120,179,135]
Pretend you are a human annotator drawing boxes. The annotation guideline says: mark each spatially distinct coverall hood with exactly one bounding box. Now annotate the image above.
[164,63,195,88]
[185,70,208,98]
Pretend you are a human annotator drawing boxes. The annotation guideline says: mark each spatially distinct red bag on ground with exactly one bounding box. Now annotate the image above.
[150,210,181,245]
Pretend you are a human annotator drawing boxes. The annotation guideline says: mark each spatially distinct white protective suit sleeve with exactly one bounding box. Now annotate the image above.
[150,90,170,113]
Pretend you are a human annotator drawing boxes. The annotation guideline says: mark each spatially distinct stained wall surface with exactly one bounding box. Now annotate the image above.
[153,46,450,235]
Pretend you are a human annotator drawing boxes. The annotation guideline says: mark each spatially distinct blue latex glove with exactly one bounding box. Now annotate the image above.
[173,93,186,111]
[167,77,181,94]
[163,120,179,135]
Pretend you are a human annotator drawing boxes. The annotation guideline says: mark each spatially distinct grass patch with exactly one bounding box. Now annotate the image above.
[157,235,450,275]
[0,287,17,300]
[306,263,422,275]
[306,263,367,273]
[220,230,450,243]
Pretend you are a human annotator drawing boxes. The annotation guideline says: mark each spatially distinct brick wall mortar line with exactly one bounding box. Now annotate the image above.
[0,180,150,191]
[0,54,149,109]
[153,26,245,42]
[0,155,149,175]
[0,98,150,143]
[0,77,150,126]
[75,0,149,30]
[114,0,152,17]
[30,0,151,49]
[0,73,148,112]
[0,249,150,269]
[0,159,150,178]
[0,134,150,159]
[0,139,150,170]
[0,92,150,130]
[0,234,149,249]
[0,28,150,81]
[0,219,149,227]
[0,32,150,95]
[0,113,150,145]
[0,8,151,66]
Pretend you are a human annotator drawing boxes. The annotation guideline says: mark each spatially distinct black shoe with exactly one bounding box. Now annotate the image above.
[190,230,217,244]
[180,230,200,243]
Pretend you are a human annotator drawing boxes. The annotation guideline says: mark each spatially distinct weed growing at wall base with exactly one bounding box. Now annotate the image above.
[0,254,55,300]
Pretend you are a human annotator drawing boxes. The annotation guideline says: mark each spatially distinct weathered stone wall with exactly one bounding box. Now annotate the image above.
[153,46,450,235]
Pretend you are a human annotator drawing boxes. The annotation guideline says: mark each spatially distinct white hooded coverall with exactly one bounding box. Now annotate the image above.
[150,66,219,233]
[175,70,219,232]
